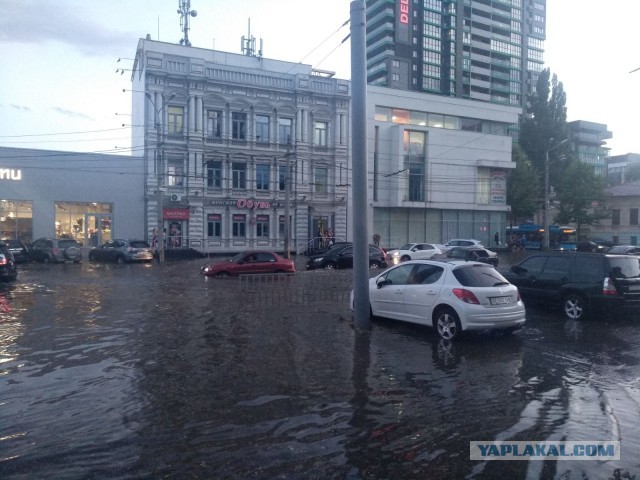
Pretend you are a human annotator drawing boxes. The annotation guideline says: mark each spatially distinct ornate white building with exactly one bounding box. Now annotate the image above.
[131,37,350,254]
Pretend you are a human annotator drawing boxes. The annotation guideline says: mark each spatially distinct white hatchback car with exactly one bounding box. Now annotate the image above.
[349,259,525,340]
[386,242,442,265]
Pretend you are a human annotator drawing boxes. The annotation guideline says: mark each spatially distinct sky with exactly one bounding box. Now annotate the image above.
[1,0,639,157]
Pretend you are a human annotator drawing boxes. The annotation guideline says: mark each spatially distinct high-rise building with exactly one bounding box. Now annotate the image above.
[567,120,611,177]
[366,0,546,109]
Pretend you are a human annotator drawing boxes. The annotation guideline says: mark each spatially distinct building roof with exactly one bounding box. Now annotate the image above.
[607,181,640,197]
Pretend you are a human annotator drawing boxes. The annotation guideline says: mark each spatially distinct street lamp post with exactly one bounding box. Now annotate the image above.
[543,138,568,251]
[146,92,175,263]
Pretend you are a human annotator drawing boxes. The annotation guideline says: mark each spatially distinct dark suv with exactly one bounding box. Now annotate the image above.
[30,238,82,264]
[0,242,18,281]
[306,243,387,270]
[501,252,640,320]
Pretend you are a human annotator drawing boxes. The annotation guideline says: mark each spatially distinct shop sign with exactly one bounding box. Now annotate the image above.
[490,169,506,205]
[399,0,409,24]
[0,169,22,181]
[163,207,190,220]
[207,213,222,221]
[206,198,285,209]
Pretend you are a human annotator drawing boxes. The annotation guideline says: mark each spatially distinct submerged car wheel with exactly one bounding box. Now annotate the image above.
[434,307,462,341]
[216,271,231,277]
[369,261,381,269]
[42,255,52,264]
[562,293,585,320]
[116,255,125,265]
[400,255,411,262]
[324,263,336,270]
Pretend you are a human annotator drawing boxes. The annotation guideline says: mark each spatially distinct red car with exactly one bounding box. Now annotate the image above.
[200,251,296,277]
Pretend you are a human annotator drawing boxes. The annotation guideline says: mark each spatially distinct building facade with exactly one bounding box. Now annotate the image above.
[589,182,640,246]
[131,38,350,255]
[365,86,520,247]
[365,0,546,109]
[567,120,611,177]
[0,147,145,245]
[608,153,640,185]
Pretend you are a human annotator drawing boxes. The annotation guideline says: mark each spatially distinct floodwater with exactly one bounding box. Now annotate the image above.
[1,258,640,479]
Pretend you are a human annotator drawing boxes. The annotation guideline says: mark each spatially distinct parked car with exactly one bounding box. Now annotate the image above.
[501,252,640,320]
[575,240,607,253]
[201,251,296,277]
[607,245,640,256]
[88,239,154,264]
[349,259,525,340]
[436,239,484,253]
[30,238,82,264]
[0,242,18,282]
[386,243,442,265]
[306,243,387,270]
[433,246,499,267]
[2,239,30,263]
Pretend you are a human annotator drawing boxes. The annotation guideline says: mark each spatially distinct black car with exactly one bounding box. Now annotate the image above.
[501,252,640,320]
[607,245,640,256]
[0,242,18,282]
[2,239,30,263]
[575,240,607,253]
[306,243,387,270]
[433,246,499,267]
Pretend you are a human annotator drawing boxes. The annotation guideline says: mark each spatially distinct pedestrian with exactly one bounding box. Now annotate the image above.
[373,233,380,246]
[494,232,501,247]
[150,228,158,251]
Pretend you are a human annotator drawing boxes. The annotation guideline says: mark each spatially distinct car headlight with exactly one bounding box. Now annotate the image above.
[313,257,324,262]
[392,251,400,257]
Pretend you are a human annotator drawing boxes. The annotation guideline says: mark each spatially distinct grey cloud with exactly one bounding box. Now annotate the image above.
[51,107,93,120]
[0,1,137,56]
[9,104,32,111]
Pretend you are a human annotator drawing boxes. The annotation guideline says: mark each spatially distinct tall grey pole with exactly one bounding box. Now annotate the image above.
[543,146,550,251]
[350,1,371,330]
[284,142,292,258]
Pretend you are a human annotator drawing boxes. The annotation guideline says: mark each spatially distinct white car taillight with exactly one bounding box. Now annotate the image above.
[603,277,617,296]
[452,288,480,304]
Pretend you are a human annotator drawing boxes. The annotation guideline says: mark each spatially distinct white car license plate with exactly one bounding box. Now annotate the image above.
[490,296,511,305]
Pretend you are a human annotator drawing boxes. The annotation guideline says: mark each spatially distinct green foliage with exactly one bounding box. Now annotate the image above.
[554,160,607,232]
[507,144,540,223]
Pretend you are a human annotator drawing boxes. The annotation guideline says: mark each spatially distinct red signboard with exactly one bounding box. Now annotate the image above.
[163,208,190,220]
[399,0,409,24]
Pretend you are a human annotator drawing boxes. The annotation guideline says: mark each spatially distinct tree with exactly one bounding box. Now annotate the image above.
[507,144,540,223]
[554,160,607,236]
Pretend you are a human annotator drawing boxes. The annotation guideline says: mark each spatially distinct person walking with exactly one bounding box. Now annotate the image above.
[494,232,501,247]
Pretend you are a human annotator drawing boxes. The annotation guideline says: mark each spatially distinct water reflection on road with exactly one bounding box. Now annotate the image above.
[0,260,639,479]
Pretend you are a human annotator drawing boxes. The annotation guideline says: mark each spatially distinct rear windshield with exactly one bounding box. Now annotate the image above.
[608,257,640,279]
[452,264,509,287]
[59,240,80,248]
[130,241,149,248]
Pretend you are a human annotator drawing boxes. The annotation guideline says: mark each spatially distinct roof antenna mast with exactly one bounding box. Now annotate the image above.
[241,18,263,57]
[178,0,197,46]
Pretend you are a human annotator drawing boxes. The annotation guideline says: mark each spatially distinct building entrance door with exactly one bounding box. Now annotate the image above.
[85,214,112,247]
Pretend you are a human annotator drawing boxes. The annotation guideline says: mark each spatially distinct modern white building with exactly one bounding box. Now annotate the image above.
[130,37,350,255]
[364,86,521,247]
[0,146,145,246]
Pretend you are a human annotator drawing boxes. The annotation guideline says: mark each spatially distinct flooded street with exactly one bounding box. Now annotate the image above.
[1,258,640,479]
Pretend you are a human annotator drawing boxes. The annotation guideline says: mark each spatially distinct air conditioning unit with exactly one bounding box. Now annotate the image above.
[170,194,183,202]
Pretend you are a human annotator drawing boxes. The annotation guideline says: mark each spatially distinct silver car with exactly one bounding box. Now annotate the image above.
[88,239,154,264]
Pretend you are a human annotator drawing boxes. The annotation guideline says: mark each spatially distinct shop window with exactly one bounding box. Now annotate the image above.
[206,161,222,189]
[0,200,33,242]
[256,215,269,238]
[255,115,270,143]
[54,202,112,246]
[612,209,621,226]
[630,208,638,226]
[404,131,426,202]
[278,165,287,191]
[232,214,246,237]
[232,163,246,189]
[168,106,184,136]
[207,214,222,237]
[256,164,270,191]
